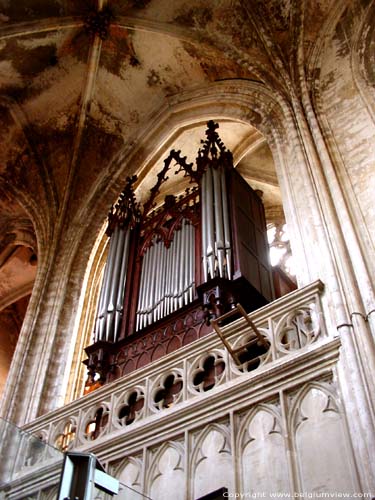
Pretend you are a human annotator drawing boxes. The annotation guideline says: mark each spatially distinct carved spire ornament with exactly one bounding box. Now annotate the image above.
[106,175,140,236]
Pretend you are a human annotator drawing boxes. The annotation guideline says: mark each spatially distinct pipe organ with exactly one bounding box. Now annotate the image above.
[84,121,274,387]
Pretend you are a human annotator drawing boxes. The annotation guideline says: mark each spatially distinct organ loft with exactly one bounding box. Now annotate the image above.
[85,121,292,388]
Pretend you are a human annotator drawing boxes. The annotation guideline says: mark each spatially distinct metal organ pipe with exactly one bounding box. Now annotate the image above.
[94,226,132,343]
[172,228,180,312]
[137,246,150,331]
[94,246,111,342]
[163,241,171,316]
[200,165,232,282]
[161,239,168,318]
[205,168,216,280]
[183,220,190,305]
[135,220,195,330]
[154,241,161,322]
[178,225,184,308]
[146,243,157,325]
[161,240,168,317]
[188,223,195,302]
[166,239,173,316]
[95,228,118,341]
[220,167,232,279]
[201,173,208,282]
[212,167,225,278]
[178,225,185,309]
[114,230,130,341]
[154,240,163,322]
[106,227,126,341]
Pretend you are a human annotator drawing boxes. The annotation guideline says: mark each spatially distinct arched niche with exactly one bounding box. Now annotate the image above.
[71,79,314,298]
[237,404,290,495]
[191,423,232,499]
[147,441,185,500]
[114,456,143,500]
[290,383,357,494]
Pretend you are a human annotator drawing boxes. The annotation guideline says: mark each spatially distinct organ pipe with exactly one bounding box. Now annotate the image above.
[95,228,118,341]
[188,223,195,302]
[95,227,131,343]
[200,165,232,282]
[205,167,216,280]
[212,167,225,278]
[175,229,180,310]
[114,230,131,341]
[106,227,125,340]
[135,220,196,331]
[220,166,232,280]
[201,172,208,282]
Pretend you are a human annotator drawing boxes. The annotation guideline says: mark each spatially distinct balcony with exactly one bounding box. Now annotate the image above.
[2,280,342,498]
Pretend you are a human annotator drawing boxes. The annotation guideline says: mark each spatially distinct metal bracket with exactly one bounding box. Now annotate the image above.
[210,303,268,365]
[57,452,119,499]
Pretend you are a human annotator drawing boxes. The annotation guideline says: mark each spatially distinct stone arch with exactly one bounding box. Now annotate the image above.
[66,80,311,397]
[0,97,58,248]
[8,78,321,423]
[70,79,294,242]
[236,402,282,449]
[51,416,78,451]
[305,0,351,80]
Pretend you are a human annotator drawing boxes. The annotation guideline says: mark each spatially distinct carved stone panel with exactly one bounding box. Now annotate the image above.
[240,406,290,496]
[292,385,356,494]
[192,425,232,499]
[116,457,143,500]
[148,443,185,500]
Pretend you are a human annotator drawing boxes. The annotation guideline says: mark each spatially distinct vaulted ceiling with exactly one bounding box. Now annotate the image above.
[0,0,346,313]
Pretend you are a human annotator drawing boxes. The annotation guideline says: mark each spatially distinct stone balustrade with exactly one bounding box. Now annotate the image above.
[23,280,326,453]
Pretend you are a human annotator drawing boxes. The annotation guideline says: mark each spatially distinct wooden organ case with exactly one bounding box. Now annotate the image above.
[84,121,274,387]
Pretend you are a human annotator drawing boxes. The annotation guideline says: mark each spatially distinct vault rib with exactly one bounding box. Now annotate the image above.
[114,15,205,43]
[232,131,266,166]
[61,2,107,215]
[238,173,280,188]
[0,16,83,40]
[67,35,102,187]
